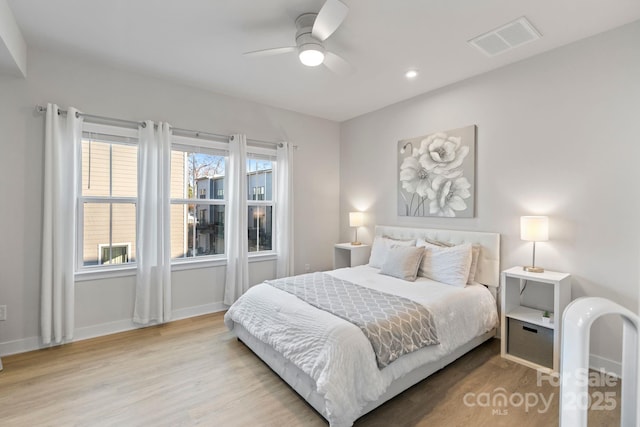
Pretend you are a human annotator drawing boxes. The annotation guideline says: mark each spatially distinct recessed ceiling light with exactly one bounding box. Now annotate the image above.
[405,69,418,79]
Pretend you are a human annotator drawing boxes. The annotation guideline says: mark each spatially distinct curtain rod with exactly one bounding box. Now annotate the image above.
[35,105,286,148]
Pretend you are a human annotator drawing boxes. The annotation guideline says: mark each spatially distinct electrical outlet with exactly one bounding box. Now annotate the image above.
[304,264,311,272]
[0,305,6,321]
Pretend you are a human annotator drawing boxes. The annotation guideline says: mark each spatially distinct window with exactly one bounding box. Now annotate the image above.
[75,123,279,274]
[98,243,131,265]
[171,136,228,260]
[252,186,265,200]
[78,124,138,269]
[247,152,275,253]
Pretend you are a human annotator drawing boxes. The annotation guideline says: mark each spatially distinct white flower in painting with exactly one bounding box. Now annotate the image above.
[418,133,469,177]
[399,151,432,198]
[429,175,471,217]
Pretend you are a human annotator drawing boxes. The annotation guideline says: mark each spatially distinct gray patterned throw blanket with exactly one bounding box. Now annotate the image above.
[265,272,439,368]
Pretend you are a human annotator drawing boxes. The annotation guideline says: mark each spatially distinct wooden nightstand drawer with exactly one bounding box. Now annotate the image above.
[507,318,553,369]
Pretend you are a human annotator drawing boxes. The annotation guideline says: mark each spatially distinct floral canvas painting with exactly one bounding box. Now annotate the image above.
[398,125,476,218]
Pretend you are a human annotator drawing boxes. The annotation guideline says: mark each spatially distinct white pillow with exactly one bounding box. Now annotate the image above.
[379,246,425,281]
[416,240,473,287]
[369,236,416,268]
[416,239,481,285]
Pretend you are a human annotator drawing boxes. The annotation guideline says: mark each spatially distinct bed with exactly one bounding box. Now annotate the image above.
[224,225,500,427]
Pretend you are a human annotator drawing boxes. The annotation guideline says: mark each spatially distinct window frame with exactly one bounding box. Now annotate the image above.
[170,134,229,265]
[76,123,139,274]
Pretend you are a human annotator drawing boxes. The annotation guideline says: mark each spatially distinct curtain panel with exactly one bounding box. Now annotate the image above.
[224,134,249,305]
[134,121,172,324]
[41,103,82,345]
[276,141,294,278]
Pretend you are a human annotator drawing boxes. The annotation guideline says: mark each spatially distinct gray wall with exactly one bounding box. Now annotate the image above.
[340,21,640,372]
[0,47,340,351]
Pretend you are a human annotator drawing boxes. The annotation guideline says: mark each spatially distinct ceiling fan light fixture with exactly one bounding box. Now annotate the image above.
[299,44,325,67]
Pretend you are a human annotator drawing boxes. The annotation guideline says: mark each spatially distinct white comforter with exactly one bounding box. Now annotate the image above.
[224,265,498,426]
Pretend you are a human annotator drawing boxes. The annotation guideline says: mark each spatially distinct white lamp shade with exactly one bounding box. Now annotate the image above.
[349,212,364,227]
[520,216,549,242]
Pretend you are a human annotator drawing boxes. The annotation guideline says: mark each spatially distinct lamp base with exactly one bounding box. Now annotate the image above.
[351,241,362,246]
[523,266,544,273]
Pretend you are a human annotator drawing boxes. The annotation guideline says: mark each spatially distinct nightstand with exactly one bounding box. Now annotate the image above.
[333,243,371,269]
[500,266,571,373]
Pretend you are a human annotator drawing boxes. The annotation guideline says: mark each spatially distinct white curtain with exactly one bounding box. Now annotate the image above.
[41,104,82,345]
[224,134,249,305]
[276,141,294,278]
[134,121,172,324]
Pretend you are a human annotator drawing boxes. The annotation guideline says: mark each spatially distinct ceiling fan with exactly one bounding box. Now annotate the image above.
[243,0,351,74]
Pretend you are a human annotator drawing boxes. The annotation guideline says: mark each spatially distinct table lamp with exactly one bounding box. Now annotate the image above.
[520,216,548,273]
[349,212,364,245]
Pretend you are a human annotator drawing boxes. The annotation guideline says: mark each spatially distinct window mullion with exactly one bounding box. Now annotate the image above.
[170,198,225,206]
[247,201,273,207]
[81,196,136,204]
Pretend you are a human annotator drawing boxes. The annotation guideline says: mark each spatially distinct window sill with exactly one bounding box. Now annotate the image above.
[75,253,278,281]
[75,265,137,282]
[171,257,227,271]
[248,252,278,262]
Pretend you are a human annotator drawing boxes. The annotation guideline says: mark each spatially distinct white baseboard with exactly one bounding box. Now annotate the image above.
[0,336,43,358]
[171,301,227,321]
[0,302,226,358]
[589,353,622,378]
[74,318,141,342]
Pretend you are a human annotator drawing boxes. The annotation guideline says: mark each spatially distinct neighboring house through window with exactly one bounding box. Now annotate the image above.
[98,243,131,265]
[79,123,139,269]
[247,152,274,253]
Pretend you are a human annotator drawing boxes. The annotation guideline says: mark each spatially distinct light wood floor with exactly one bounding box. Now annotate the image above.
[0,312,621,426]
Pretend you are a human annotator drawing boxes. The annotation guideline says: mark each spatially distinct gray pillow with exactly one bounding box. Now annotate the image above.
[369,236,416,268]
[379,246,425,281]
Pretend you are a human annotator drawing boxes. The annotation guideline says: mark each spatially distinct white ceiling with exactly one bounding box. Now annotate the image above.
[8,0,640,122]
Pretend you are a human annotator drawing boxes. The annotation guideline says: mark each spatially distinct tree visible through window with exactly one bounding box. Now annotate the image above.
[171,138,228,259]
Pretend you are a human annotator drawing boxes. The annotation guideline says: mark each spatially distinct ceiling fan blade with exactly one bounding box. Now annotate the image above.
[323,51,352,75]
[312,0,348,41]
[243,47,296,57]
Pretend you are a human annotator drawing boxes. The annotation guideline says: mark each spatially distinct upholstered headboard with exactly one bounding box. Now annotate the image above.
[375,225,501,288]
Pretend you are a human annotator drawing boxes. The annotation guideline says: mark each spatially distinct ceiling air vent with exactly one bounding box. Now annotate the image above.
[469,17,541,57]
